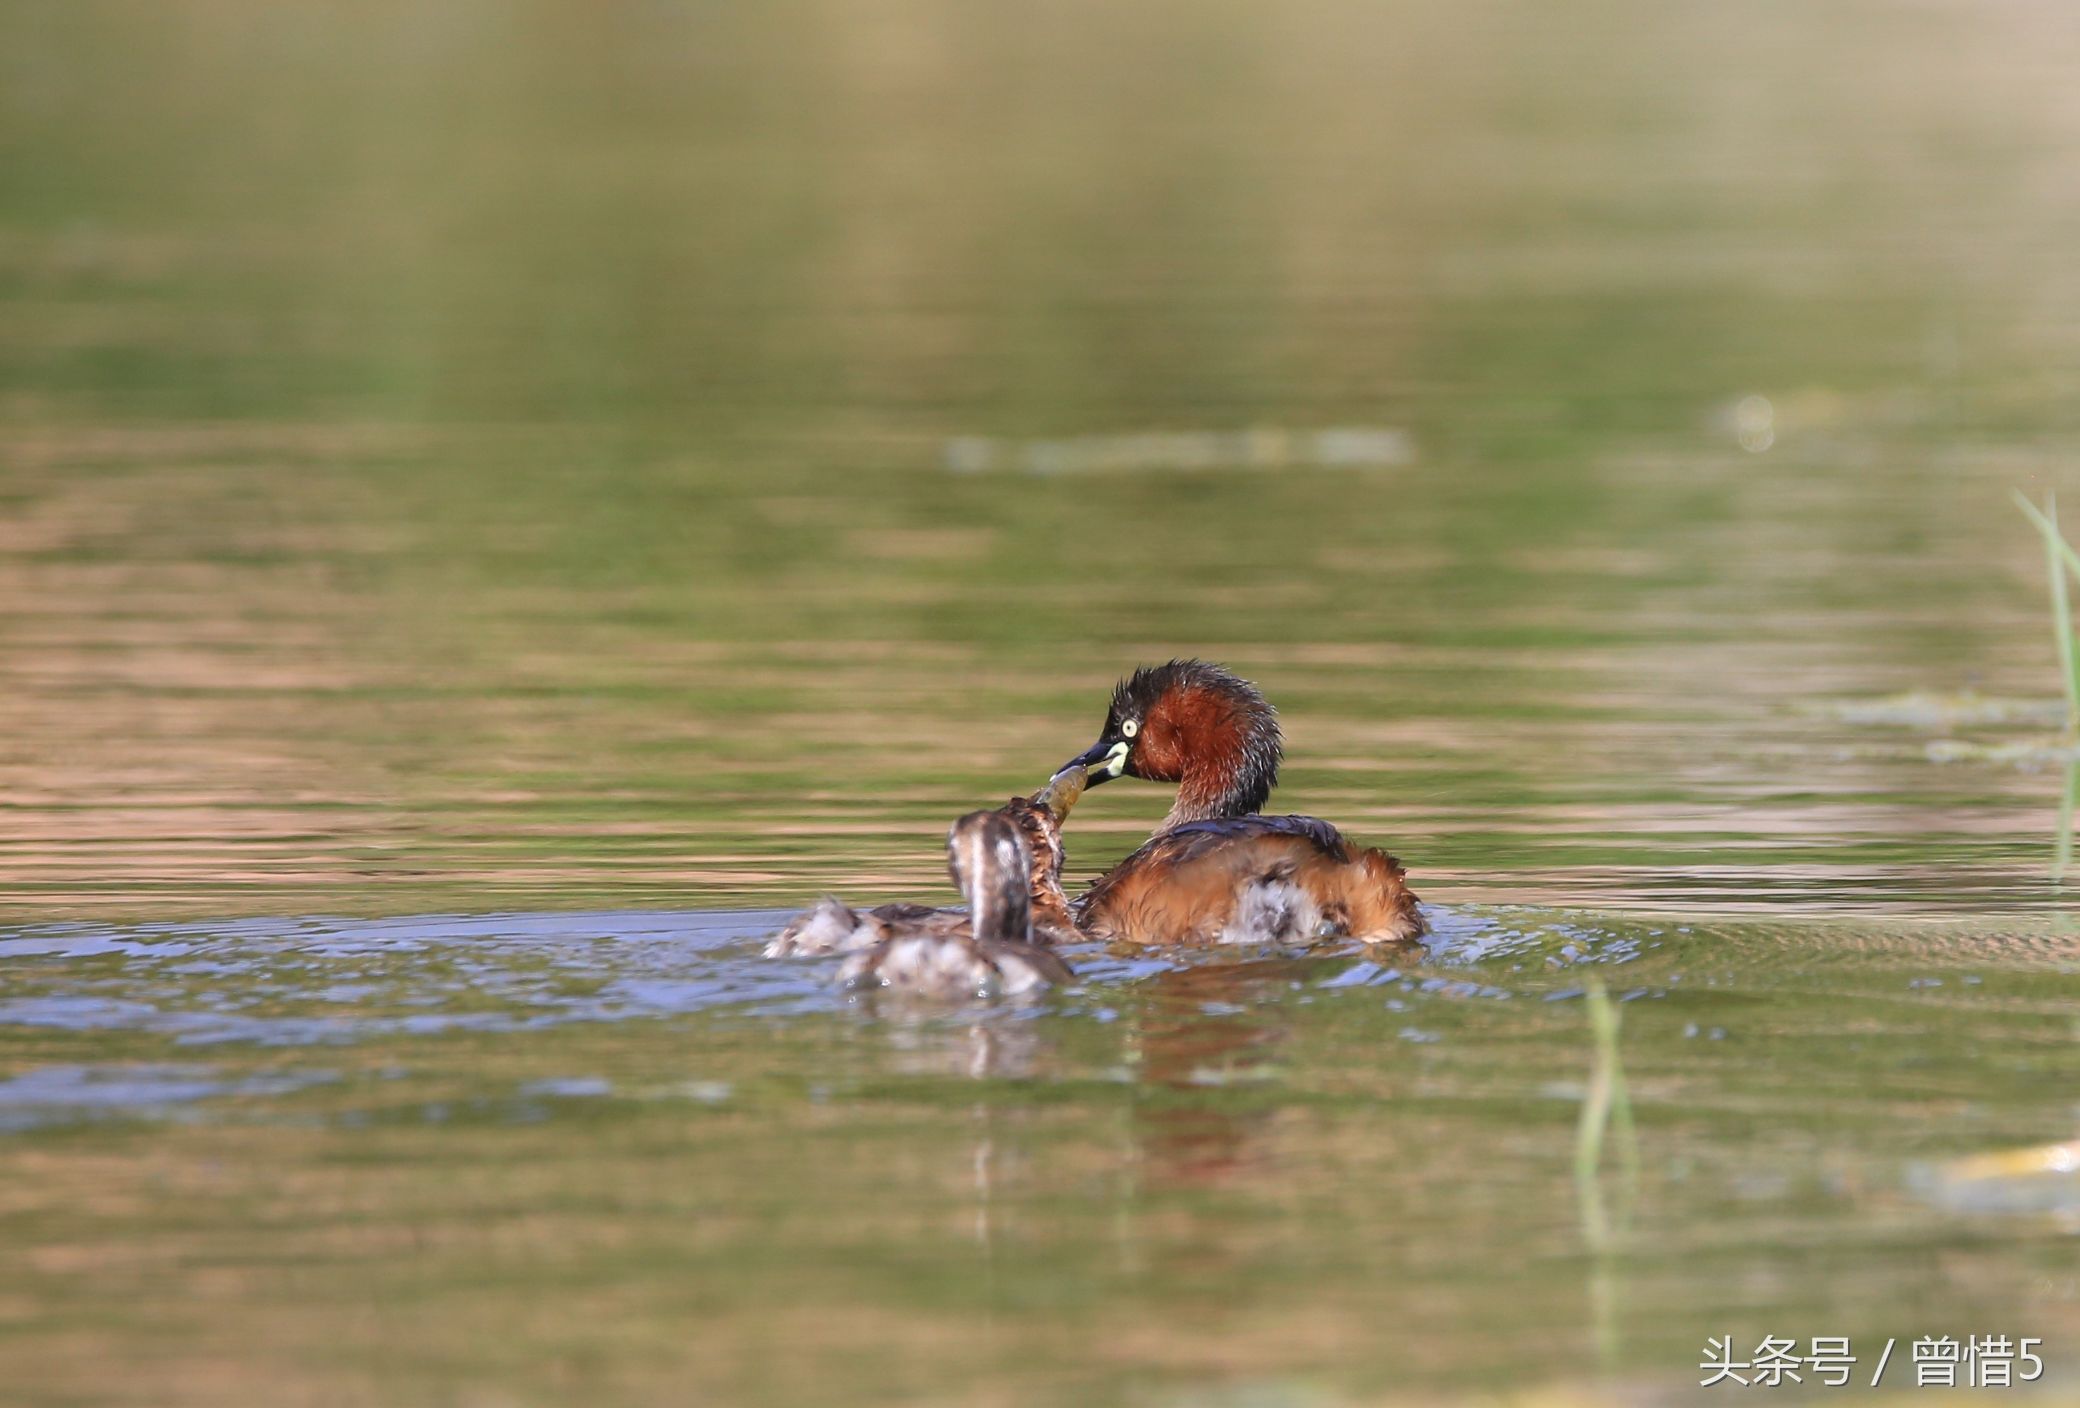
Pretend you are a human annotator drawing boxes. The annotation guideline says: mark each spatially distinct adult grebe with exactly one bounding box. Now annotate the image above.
[1059,661,1423,945]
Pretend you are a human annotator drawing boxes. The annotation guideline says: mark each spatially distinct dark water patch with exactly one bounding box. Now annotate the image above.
[0,909,832,1047]
[0,1062,338,1132]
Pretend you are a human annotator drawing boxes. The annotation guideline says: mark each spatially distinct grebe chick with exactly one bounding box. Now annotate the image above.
[764,765,1086,958]
[1060,660,1424,946]
[840,810,1073,999]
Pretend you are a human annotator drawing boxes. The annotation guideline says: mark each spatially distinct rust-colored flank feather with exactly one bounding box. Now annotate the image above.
[1078,816,1422,945]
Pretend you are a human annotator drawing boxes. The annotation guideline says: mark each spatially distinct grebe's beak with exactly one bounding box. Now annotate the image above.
[1064,736,1129,786]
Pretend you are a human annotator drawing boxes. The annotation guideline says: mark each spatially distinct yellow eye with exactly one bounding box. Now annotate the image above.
[1121,719,1139,738]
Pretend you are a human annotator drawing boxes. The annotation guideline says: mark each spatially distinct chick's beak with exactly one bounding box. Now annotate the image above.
[1065,736,1130,785]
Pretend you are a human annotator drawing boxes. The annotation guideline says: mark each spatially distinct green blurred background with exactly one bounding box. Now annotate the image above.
[8,0,2080,917]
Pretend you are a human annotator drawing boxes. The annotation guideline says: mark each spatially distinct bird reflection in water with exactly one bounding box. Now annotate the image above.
[1121,955,1315,1189]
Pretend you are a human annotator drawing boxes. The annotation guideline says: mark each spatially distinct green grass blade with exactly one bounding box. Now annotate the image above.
[2060,756,2077,883]
[2013,491,2080,727]
[2052,494,2079,733]
[2011,491,2080,875]
[1574,979,1639,1253]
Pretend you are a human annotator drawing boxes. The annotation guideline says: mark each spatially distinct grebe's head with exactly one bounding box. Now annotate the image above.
[946,810,1033,943]
[1060,660,1281,824]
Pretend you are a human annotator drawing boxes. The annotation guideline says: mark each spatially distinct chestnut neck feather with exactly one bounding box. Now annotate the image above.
[1146,686,1281,828]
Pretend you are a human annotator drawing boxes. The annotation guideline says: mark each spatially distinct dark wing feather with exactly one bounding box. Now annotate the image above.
[1156,814,1352,859]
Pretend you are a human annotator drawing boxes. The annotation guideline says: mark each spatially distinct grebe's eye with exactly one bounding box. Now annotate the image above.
[1121,718,1139,739]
